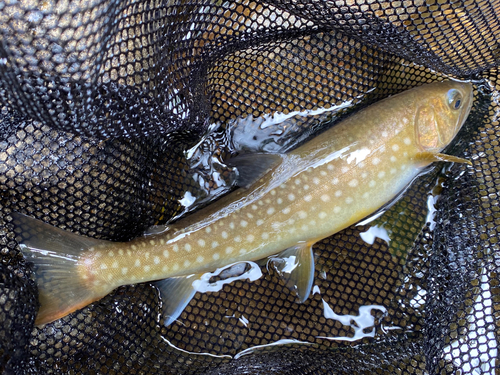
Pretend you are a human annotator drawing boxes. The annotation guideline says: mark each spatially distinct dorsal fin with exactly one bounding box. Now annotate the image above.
[227,153,283,188]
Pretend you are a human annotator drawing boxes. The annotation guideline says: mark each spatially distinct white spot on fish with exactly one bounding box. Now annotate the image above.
[295,179,301,185]
[372,158,380,165]
[212,241,219,248]
[378,171,386,178]
[363,192,370,199]
[304,184,310,191]
[320,195,330,202]
[301,224,308,231]
[304,195,312,202]
[144,265,150,272]
[390,168,397,174]
[327,164,334,171]
[108,251,114,257]
[345,197,353,204]
[390,156,397,162]
[198,239,205,246]
[225,247,234,254]
[318,212,327,219]
[369,180,376,187]
[222,231,228,239]
[229,222,235,229]
[262,232,269,240]
[267,207,275,215]
[149,240,156,246]
[131,245,137,251]
[213,253,220,260]
[173,244,179,252]
[112,261,118,268]
[240,220,248,228]
[256,219,264,226]
[361,172,368,179]
[404,137,411,145]
[335,190,343,197]
[341,166,349,173]
[184,260,191,267]
[288,193,295,201]
[246,234,255,242]
[163,250,169,258]
[331,178,339,185]
[121,267,128,275]
[320,171,327,176]
[134,259,141,267]
[277,198,283,204]
[235,236,242,242]
[271,189,276,195]
[333,206,341,213]
[118,249,124,256]
[348,179,358,187]
[382,131,388,137]
[252,205,258,210]
[239,248,247,255]
[154,256,160,264]
[185,243,192,252]
[392,144,399,151]
[172,263,180,271]
[162,265,168,272]
[282,207,291,214]
[298,211,308,219]
[197,256,204,263]
[313,177,320,185]
[205,227,212,234]
[100,264,108,270]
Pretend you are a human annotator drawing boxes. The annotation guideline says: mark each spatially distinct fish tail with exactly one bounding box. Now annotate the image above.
[12,213,111,325]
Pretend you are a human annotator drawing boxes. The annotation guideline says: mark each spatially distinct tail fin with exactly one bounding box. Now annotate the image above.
[12,213,112,325]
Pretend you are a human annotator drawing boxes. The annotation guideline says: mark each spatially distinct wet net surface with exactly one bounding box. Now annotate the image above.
[0,0,499,374]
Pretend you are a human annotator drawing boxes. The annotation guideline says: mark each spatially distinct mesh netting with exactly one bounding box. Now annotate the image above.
[0,0,499,374]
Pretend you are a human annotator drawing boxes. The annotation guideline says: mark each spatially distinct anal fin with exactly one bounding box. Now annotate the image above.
[269,243,315,303]
[154,274,203,326]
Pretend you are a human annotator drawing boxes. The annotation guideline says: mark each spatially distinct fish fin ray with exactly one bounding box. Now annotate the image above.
[227,153,283,188]
[143,224,172,236]
[415,152,471,165]
[12,213,111,325]
[154,274,202,326]
[269,243,315,303]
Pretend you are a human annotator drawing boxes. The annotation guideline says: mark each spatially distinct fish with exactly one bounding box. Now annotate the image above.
[12,80,473,326]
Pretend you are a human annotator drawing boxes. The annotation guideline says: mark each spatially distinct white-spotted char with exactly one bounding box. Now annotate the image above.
[14,80,473,326]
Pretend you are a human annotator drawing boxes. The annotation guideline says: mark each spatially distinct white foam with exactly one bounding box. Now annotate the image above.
[192,261,262,293]
[359,225,391,246]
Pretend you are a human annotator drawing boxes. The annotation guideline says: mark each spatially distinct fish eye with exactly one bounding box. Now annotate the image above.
[447,89,463,110]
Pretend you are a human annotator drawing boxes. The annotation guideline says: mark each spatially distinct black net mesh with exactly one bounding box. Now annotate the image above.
[0,0,499,374]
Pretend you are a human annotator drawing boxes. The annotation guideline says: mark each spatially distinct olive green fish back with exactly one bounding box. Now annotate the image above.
[0,0,499,374]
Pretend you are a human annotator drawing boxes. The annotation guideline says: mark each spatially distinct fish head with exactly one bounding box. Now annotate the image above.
[414,81,473,153]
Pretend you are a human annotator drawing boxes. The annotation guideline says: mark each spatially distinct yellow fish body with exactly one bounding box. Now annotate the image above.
[14,80,473,326]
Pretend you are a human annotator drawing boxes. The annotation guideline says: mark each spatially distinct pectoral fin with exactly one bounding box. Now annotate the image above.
[415,152,471,166]
[154,274,203,326]
[269,243,315,303]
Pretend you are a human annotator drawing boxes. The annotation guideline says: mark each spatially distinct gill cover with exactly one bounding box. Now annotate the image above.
[414,84,471,153]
